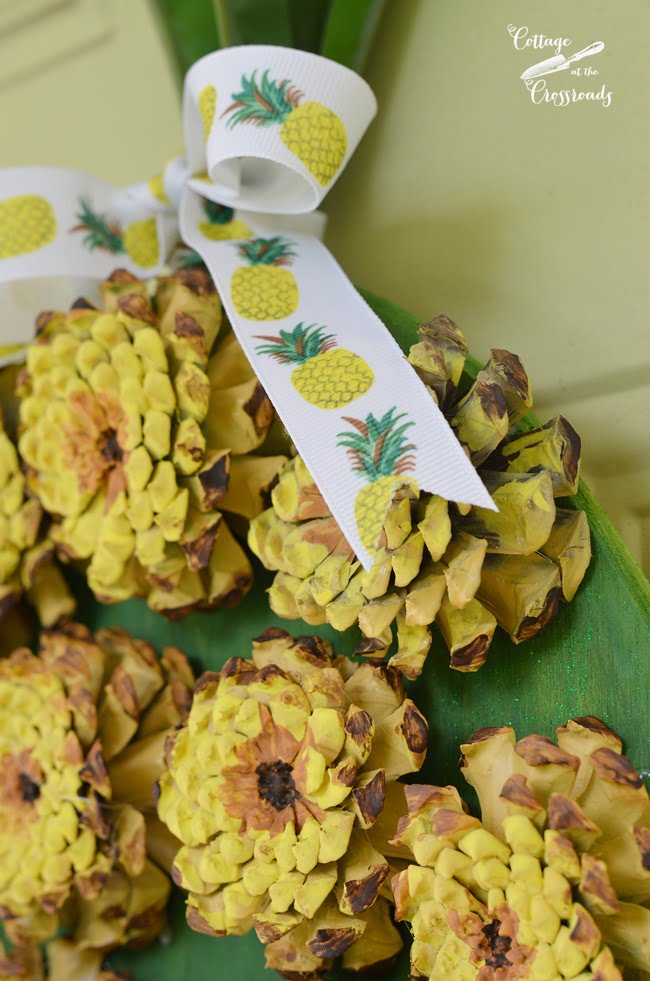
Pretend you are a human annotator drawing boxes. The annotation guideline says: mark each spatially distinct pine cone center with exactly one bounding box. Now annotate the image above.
[481,920,512,969]
[19,772,41,803]
[256,760,298,811]
[100,428,123,465]
[0,750,45,824]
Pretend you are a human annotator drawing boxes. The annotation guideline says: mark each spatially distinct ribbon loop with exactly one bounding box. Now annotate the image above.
[184,46,377,214]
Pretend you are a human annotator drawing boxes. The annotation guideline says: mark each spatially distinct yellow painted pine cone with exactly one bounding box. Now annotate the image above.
[0,622,195,957]
[0,937,131,979]
[0,397,74,638]
[249,315,590,677]
[391,717,650,980]
[157,627,428,977]
[17,267,288,619]
[0,940,44,979]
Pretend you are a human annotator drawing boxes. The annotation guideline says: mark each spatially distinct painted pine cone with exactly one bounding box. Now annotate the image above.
[17,268,287,618]
[0,941,43,979]
[391,717,649,980]
[0,937,131,980]
[0,406,74,636]
[157,628,429,977]
[249,315,590,677]
[0,623,195,956]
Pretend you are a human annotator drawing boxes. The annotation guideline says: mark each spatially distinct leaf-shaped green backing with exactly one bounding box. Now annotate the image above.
[98,288,650,980]
[149,0,387,75]
[149,0,222,82]
[320,0,387,71]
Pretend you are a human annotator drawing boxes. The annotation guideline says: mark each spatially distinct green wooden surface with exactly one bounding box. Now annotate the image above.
[94,289,650,980]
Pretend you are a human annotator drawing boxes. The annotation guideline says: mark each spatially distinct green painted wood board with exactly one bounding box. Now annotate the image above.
[84,289,650,979]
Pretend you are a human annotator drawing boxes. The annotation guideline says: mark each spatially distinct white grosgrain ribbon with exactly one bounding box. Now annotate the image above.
[0,45,494,567]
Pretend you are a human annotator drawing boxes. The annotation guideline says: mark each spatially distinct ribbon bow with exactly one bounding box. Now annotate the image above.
[0,44,493,566]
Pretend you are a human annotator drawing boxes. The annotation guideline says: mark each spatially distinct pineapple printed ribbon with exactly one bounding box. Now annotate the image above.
[0,45,494,567]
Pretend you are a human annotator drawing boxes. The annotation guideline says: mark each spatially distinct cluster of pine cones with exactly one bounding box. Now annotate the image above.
[0,273,589,672]
[0,270,643,981]
[0,621,646,979]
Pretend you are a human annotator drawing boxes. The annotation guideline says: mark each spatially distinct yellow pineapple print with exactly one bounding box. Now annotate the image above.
[231,237,298,321]
[197,198,252,242]
[224,70,347,186]
[122,218,160,268]
[70,197,160,269]
[255,323,373,409]
[199,84,217,141]
[148,173,169,205]
[338,409,417,552]
[0,194,57,259]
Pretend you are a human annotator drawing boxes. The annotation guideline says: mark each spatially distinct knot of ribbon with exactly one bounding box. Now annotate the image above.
[0,44,493,567]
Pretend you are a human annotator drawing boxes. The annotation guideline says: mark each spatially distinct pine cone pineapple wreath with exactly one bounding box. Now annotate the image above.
[157,628,429,978]
[17,267,287,619]
[392,717,649,980]
[0,623,195,969]
[249,316,591,678]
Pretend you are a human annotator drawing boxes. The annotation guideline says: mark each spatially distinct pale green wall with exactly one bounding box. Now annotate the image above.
[1,0,183,184]
[1,0,647,570]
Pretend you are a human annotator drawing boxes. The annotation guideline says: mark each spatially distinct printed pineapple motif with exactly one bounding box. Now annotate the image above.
[71,197,160,269]
[0,194,57,259]
[255,322,374,409]
[224,70,347,186]
[122,219,159,267]
[338,408,417,552]
[199,84,217,141]
[197,198,252,241]
[231,236,298,320]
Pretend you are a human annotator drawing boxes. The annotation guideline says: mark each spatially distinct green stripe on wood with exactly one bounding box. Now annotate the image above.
[149,0,221,79]
[289,0,332,54]
[150,0,386,75]
[215,0,294,47]
[320,0,387,70]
